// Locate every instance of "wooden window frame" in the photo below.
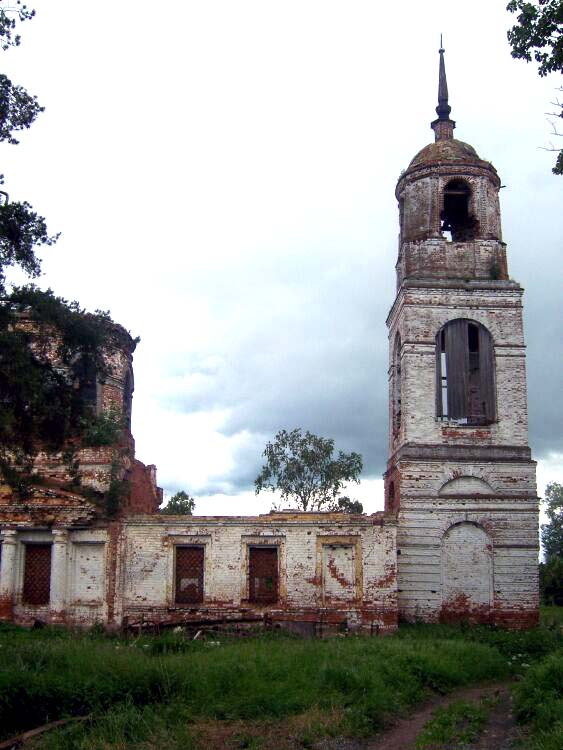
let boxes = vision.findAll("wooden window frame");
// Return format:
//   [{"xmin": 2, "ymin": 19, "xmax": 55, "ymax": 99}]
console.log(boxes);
[{"xmin": 436, "ymin": 319, "xmax": 496, "ymax": 425}]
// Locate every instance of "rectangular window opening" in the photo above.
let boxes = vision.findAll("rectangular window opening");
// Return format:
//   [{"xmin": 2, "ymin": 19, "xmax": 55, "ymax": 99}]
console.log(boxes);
[
  {"xmin": 23, "ymin": 544, "xmax": 52, "ymax": 606},
  {"xmin": 175, "ymin": 545, "xmax": 204, "ymax": 605},
  {"xmin": 248, "ymin": 546, "xmax": 278, "ymax": 604}
]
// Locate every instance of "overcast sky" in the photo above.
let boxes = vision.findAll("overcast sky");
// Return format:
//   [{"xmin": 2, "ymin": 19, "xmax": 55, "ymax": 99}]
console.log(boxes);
[{"xmin": 3, "ymin": 0, "xmax": 562, "ymax": 514}]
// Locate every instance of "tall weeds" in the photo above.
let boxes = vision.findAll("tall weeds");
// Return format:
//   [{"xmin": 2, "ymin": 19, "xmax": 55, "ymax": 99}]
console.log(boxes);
[{"xmin": 0, "ymin": 628, "xmax": 508, "ymax": 740}]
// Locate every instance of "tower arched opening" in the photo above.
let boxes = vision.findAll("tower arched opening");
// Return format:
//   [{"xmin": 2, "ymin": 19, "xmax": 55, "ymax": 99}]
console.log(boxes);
[{"xmin": 436, "ymin": 319, "xmax": 495, "ymax": 425}]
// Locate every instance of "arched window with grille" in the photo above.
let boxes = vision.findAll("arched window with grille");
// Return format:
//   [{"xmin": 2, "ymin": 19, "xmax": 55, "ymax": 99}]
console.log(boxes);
[{"xmin": 436, "ymin": 319, "xmax": 495, "ymax": 425}]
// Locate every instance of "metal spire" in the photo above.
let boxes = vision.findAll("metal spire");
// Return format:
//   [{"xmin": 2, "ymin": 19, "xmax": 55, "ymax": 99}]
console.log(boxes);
[
  {"xmin": 431, "ymin": 37, "xmax": 455, "ymax": 141},
  {"xmin": 436, "ymin": 36, "xmax": 451, "ymax": 120}
]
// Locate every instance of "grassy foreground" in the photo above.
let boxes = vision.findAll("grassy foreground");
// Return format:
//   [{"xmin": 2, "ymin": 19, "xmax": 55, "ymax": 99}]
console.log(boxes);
[{"xmin": 0, "ymin": 611, "xmax": 561, "ymax": 750}]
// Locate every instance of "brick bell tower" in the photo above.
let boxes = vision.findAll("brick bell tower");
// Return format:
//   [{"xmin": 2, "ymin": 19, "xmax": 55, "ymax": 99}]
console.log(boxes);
[{"xmin": 384, "ymin": 45, "xmax": 539, "ymax": 627}]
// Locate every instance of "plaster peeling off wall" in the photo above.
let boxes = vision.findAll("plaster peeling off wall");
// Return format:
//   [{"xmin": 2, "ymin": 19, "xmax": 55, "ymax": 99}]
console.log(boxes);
[{"xmin": 322, "ymin": 544, "xmax": 355, "ymax": 603}]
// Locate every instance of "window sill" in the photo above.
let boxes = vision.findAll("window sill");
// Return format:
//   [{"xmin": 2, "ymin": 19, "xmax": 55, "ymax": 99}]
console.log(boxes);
[{"xmin": 436, "ymin": 418, "xmax": 495, "ymax": 428}]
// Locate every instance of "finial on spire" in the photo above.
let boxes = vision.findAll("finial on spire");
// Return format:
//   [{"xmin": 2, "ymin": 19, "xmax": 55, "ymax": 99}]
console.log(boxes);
[
  {"xmin": 436, "ymin": 37, "xmax": 451, "ymax": 120},
  {"xmin": 431, "ymin": 38, "xmax": 455, "ymax": 142}
]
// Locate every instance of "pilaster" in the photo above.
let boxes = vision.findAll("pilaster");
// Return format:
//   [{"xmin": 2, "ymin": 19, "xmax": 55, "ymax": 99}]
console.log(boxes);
[
  {"xmin": 49, "ymin": 528, "xmax": 69, "ymax": 622},
  {"xmin": 0, "ymin": 529, "xmax": 17, "ymax": 621}
]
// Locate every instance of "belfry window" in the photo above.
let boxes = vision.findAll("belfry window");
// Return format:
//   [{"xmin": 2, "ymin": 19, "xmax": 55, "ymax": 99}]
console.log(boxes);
[
  {"xmin": 441, "ymin": 179, "xmax": 477, "ymax": 241},
  {"xmin": 436, "ymin": 320, "xmax": 495, "ymax": 425}
]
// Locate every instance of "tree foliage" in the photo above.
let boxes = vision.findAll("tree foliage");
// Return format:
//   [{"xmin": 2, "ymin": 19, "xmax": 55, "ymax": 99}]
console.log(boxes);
[
  {"xmin": 0, "ymin": 202, "xmax": 59, "ymax": 292},
  {"xmin": 0, "ymin": 2, "xmax": 35, "ymax": 51},
  {"xmin": 335, "ymin": 496, "xmax": 364, "ymax": 513},
  {"xmin": 255, "ymin": 428, "xmax": 363, "ymax": 512},
  {"xmin": 507, "ymin": 1, "xmax": 563, "ymax": 174},
  {"xmin": 0, "ymin": 1, "xmax": 55, "ymax": 291},
  {"xmin": 507, "ymin": 1, "xmax": 563, "ymax": 76},
  {"xmin": 542, "ymin": 481, "xmax": 563, "ymax": 560},
  {"xmin": 539, "ymin": 557, "xmax": 563, "ymax": 604},
  {"xmin": 539, "ymin": 481, "xmax": 563, "ymax": 605},
  {"xmin": 160, "ymin": 490, "xmax": 196, "ymax": 515},
  {"xmin": 0, "ymin": 73, "xmax": 43, "ymax": 144}
]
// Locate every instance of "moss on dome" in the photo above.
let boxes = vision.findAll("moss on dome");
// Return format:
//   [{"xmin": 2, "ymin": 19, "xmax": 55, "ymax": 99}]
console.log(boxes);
[{"xmin": 409, "ymin": 139, "xmax": 480, "ymax": 168}]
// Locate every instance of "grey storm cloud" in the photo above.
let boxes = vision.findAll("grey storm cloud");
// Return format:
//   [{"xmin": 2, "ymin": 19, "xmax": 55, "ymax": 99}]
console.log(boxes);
[{"xmin": 157, "ymin": 242, "xmax": 393, "ymax": 493}]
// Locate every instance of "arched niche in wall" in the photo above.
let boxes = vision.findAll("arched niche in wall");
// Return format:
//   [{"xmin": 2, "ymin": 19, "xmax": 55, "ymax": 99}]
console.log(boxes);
[
  {"xmin": 440, "ymin": 522, "xmax": 493, "ymax": 624},
  {"xmin": 438, "ymin": 476, "xmax": 495, "ymax": 497}
]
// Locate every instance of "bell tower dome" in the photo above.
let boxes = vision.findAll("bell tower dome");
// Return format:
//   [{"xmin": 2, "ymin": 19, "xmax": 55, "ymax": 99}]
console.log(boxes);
[
  {"xmin": 395, "ymin": 45, "xmax": 507, "ymax": 286},
  {"xmin": 386, "ymin": 46, "xmax": 539, "ymax": 628}
]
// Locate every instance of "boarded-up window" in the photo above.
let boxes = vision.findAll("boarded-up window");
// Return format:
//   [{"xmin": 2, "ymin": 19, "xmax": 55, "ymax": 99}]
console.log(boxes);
[
  {"xmin": 71, "ymin": 543, "xmax": 105, "ymax": 603},
  {"xmin": 175, "ymin": 546, "xmax": 204, "ymax": 604},
  {"xmin": 23, "ymin": 544, "xmax": 52, "ymax": 605},
  {"xmin": 322, "ymin": 544, "xmax": 356, "ymax": 603},
  {"xmin": 436, "ymin": 320, "xmax": 495, "ymax": 424},
  {"xmin": 248, "ymin": 547, "xmax": 278, "ymax": 604}
]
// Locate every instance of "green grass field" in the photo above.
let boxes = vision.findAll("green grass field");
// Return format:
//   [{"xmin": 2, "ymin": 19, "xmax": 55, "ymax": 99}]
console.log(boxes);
[{"xmin": 0, "ymin": 609, "xmax": 561, "ymax": 750}]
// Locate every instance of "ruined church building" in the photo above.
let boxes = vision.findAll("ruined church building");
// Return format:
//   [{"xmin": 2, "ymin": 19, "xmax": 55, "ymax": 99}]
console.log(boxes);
[{"xmin": 0, "ymin": 50, "xmax": 539, "ymax": 631}]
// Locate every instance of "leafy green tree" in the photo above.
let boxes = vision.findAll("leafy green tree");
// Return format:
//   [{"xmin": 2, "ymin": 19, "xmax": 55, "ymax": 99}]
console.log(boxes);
[
  {"xmin": 507, "ymin": 1, "xmax": 563, "ymax": 174},
  {"xmin": 0, "ymin": 2, "xmax": 57, "ymax": 291},
  {"xmin": 160, "ymin": 490, "xmax": 196, "ymax": 515},
  {"xmin": 255, "ymin": 428, "xmax": 363, "ymax": 512},
  {"xmin": 539, "ymin": 481, "xmax": 563, "ymax": 606},
  {"xmin": 0, "ymin": 2, "xmax": 35, "ymax": 50},
  {"xmin": 542, "ymin": 481, "xmax": 563, "ymax": 560},
  {"xmin": 507, "ymin": 1, "xmax": 563, "ymax": 76},
  {"xmin": 539, "ymin": 557, "xmax": 563, "ymax": 604},
  {"xmin": 335, "ymin": 496, "xmax": 364, "ymax": 513},
  {"xmin": 0, "ymin": 201, "xmax": 59, "ymax": 292}
]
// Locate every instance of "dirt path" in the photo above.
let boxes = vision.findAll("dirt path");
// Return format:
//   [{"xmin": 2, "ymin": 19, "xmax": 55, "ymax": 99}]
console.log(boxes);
[
  {"xmin": 471, "ymin": 686, "xmax": 521, "ymax": 750},
  {"xmin": 317, "ymin": 682, "xmax": 519, "ymax": 750}
]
